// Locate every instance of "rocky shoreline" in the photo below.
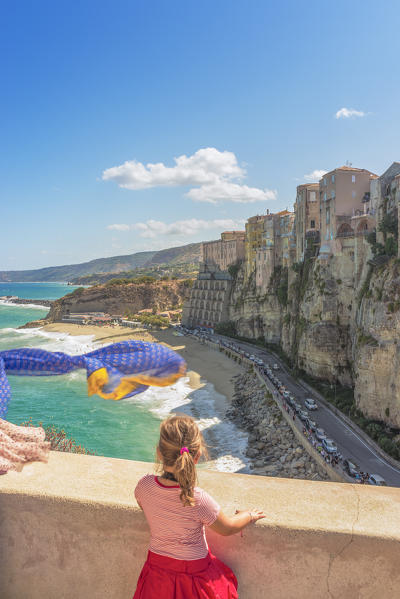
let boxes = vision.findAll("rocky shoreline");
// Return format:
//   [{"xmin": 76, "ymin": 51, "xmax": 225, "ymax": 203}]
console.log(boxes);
[{"xmin": 227, "ymin": 370, "xmax": 329, "ymax": 481}]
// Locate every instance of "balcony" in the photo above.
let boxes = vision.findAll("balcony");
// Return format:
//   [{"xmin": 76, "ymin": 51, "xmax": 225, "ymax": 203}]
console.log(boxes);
[
  {"xmin": 305, "ymin": 230, "xmax": 320, "ymax": 239},
  {"xmin": 336, "ymin": 230, "xmax": 355, "ymax": 238},
  {"xmin": 1, "ymin": 452, "xmax": 399, "ymax": 599}
]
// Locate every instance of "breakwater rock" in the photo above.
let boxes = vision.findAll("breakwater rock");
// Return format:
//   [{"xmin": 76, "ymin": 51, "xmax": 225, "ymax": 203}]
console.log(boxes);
[{"xmin": 227, "ymin": 371, "xmax": 329, "ymax": 481}]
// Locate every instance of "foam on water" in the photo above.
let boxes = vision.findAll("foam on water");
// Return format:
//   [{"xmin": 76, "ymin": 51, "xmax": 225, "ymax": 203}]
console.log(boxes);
[
  {"xmin": 0, "ymin": 293, "xmax": 249, "ymax": 472},
  {"xmin": 130, "ymin": 377, "xmax": 249, "ymax": 473},
  {"xmin": 0, "ymin": 300, "xmax": 50, "ymax": 310}
]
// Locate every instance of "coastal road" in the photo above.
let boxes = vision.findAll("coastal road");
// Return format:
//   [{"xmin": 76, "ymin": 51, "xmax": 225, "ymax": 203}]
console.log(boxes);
[{"xmin": 213, "ymin": 334, "xmax": 400, "ymax": 488}]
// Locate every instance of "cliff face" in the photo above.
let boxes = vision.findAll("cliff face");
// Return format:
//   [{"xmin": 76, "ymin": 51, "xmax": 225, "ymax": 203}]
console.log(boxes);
[
  {"xmin": 47, "ymin": 281, "xmax": 190, "ymax": 321},
  {"xmin": 353, "ymin": 260, "xmax": 400, "ymax": 427},
  {"xmin": 227, "ymin": 266, "xmax": 283, "ymax": 343},
  {"xmin": 226, "ymin": 242, "xmax": 400, "ymax": 428}
]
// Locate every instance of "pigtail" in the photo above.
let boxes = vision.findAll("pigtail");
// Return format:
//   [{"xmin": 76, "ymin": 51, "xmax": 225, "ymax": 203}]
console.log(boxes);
[
  {"xmin": 174, "ymin": 450, "xmax": 197, "ymax": 507},
  {"xmin": 158, "ymin": 415, "xmax": 208, "ymax": 507}
]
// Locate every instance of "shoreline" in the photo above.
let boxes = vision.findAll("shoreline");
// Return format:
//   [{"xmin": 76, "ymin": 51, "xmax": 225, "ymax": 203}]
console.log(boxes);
[
  {"xmin": 38, "ymin": 322, "xmax": 245, "ymax": 471},
  {"xmin": 40, "ymin": 323, "xmax": 238, "ymax": 408}
]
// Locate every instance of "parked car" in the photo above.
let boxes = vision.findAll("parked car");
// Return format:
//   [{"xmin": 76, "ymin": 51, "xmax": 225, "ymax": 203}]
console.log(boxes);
[
  {"xmin": 343, "ymin": 459, "xmax": 359, "ymax": 478},
  {"xmin": 272, "ymin": 364, "xmax": 279, "ymax": 370},
  {"xmin": 288, "ymin": 397, "xmax": 296, "ymax": 408},
  {"xmin": 305, "ymin": 398, "xmax": 318, "ymax": 410},
  {"xmin": 368, "ymin": 474, "xmax": 387, "ymax": 486},
  {"xmin": 322, "ymin": 438, "xmax": 338, "ymax": 454},
  {"xmin": 305, "ymin": 418, "xmax": 317, "ymax": 432},
  {"xmin": 299, "ymin": 410, "xmax": 309, "ymax": 422},
  {"xmin": 315, "ymin": 428, "xmax": 327, "ymax": 441},
  {"xmin": 294, "ymin": 402, "xmax": 302, "ymax": 414}
]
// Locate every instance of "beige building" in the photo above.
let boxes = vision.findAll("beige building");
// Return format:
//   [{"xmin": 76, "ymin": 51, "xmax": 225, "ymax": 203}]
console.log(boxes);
[
  {"xmin": 295, "ymin": 183, "xmax": 320, "ymax": 262},
  {"xmin": 254, "ymin": 210, "xmax": 295, "ymax": 289},
  {"xmin": 201, "ymin": 231, "xmax": 245, "ymax": 272},
  {"xmin": 318, "ymin": 166, "xmax": 378, "ymax": 257},
  {"xmin": 245, "ymin": 215, "xmax": 268, "ymax": 278},
  {"xmin": 181, "ymin": 270, "xmax": 232, "ymax": 330}
]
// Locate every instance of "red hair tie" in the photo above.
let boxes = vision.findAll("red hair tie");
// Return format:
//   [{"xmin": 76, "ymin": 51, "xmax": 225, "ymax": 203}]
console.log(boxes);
[{"xmin": 180, "ymin": 447, "xmax": 189, "ymax": 455}]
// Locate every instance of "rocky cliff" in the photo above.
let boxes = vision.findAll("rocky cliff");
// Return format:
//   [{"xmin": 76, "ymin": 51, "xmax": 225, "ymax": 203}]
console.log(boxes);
[
  {"xmin": 46, "ymin": 280, "xmax": 191, "ymax": 321},
  {"xmin": 225, "ymin": 241, "xmax": 400, "ymax": 430}
]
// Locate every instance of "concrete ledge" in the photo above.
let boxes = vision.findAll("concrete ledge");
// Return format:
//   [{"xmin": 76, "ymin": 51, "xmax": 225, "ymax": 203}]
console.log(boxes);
[{"xmin": 1, "ymin": 452, "xmax": 400, "ymax": 599}]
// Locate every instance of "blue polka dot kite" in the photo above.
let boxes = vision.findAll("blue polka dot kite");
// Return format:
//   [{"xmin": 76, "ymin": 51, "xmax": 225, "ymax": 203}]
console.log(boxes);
[{"xmin": 0, "ymin": 340, "xmax": 187, "ymax": 419}]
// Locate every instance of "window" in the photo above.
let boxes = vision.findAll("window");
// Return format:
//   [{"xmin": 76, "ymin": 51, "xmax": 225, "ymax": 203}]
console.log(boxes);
[
  {"xmin": 309, "ymin": 191, "xmax": 316, "ymax": 202},
  {"xmin": 324, "ymin": 192, "xmax": 327, "ymax": 202},
  {"xmin": 310, "ymin": 219, "xmax": 315, "ymax": 229},
  {"xmin": 331, "ymin": 174, "xmax": 335, "ymax": 183},
  {"xmin": 331, "ymin": 189, "xmax": 336, "ymax": 199},
  {"xmin": 323, "ymin": 177, "xmax": 327, "ymax": 186},
  {"xmin": 352, "ymin": 191, "xmax": 356, "ymax": 198},
  {"xmin": 326, "ymin": 208, "xmax": 330, "ymax": 224},
  {"xmin": 352, "ymin": 175, "xmax": 356, "ymax": 183}
]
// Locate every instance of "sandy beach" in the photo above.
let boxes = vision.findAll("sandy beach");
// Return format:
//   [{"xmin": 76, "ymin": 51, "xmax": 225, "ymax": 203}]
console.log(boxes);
[{"xmin": 41, "ymin": 323, "xmax": 239, "ymax": 407}]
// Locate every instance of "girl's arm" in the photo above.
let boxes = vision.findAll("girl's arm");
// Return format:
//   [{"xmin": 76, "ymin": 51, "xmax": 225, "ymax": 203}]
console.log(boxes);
[{"xmin": 209, "ymin": 509, "xmax": 265, "ymax": 536}]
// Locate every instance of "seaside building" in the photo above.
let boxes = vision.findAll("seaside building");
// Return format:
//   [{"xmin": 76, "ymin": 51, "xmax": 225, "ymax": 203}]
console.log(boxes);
[
  {"xmin": 294, "ymin": 183, "xmax": 320, "ymax": 262},
  {"xmin": 181, "ymin": 266, "xmax": 232, "ymax": 330},
  {"xmin": 183, "ymin": 231, "xmax": 245, "ymax": 330},
  {"xmin": 201, "ymin": 231, "xmax": 245, "ymax": 273},
  {"xmin": 318, "ymin": 166, "xmax": 378, "ymax": 258},
  {"xmin": 245, "ymin": 215, "xmax": 269, "ymax": 279},
  {"xmin": 276, "ymin": 210, "xmax": 296, "ymax": 268},
  {"xmin": 254, "ymin": 210, "xmax": 295, "ymax": 289}
]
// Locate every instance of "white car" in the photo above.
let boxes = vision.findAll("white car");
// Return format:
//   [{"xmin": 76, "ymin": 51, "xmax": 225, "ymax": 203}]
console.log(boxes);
[
  {"xmin": 368, "ymin": 474, "xmax": 387, "ymax": 486},
  {"xmin": 305, "ymin": 398, "xmax": 318, "ymax": 410},
  {"xmin": 272, "ymin": 364, "xmax": 279, "ymax": 371},
  {"xmin": 322, "ymin": 438, "xmax": 338, "ymax": 454}
]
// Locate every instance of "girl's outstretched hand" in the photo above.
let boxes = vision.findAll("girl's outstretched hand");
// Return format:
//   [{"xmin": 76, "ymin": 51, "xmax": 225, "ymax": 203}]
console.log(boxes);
[
  {"xmin": 236, "ymin": 509, "xmax": 266, "ymax": 523},
  {"xmin": 210, "ymin": 508, "xmax": 266, "ymax": 536}
]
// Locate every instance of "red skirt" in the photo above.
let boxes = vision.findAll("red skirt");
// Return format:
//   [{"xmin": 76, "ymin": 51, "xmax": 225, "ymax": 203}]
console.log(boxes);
[{"xmin": 133, "ymin": 550, "xmax": 238, "ymax": 599}]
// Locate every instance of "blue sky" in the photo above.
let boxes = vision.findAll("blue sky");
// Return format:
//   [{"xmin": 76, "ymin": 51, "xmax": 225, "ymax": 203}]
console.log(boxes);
[{"xmin": 1, "ymin": 0, "xmax": 399, "ymax": 270}]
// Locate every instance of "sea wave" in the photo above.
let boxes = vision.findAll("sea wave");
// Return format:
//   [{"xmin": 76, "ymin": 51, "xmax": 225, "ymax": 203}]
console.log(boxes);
[
  {"xmin": 129, "ymin": 377, "xmax": 249, "ymax": 474},
  {"xmin": 0, "ymin": 326, "xmax": 98, "ymax": 354},
  {"xmin": 0, "ymin": 300, "xmax": 50, "ymax": 310},
  {"xmin": 0, "ymin": 323, "xmax": 249, "ymax": 473}
]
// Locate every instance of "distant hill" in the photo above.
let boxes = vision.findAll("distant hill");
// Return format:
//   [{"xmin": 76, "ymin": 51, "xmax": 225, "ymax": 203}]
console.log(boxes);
[{"xmin": 0, "ymin": 243, "xmax": 202, "ymax": 283}]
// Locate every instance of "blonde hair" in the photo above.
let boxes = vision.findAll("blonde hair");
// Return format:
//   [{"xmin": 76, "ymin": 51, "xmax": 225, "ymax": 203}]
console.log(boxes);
[{"xmin": 157, "ymin": 415, "xmax": 207, "ymax": 507}]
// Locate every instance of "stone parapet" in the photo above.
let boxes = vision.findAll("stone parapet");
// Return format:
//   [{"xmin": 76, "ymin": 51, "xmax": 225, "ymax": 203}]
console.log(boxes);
[{"xmin": 1, "ymin": 452, "xmax": 400, "ymax": 598}]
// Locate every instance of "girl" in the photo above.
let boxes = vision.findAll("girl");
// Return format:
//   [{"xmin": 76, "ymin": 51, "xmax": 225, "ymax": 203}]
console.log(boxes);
[{"xmin": 133, "ymin": 415, "xmax": 265, "ymax": 598}]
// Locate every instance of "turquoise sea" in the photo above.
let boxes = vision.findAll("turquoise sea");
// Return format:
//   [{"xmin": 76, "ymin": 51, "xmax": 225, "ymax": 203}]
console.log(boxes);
[{"xmin": 0, "ymin": 282, "xmax": 248, "ymax": 470}]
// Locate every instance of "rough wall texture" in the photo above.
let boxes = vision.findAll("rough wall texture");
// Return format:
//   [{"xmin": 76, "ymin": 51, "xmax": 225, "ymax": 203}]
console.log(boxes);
[
  {"xmin": 227, "ymin": 267, "xmax": 283, "ymax": 343},
  {"xmin": 225, "ymin": 238, "xmax": 400, "ymax": 428},
  {"xmin": 1, "ymin": 452, "xmax": 400, "ymax": 599},
  {"xmin": 353, "ymin": 260, "xmax": 400, "ymax": 427}
]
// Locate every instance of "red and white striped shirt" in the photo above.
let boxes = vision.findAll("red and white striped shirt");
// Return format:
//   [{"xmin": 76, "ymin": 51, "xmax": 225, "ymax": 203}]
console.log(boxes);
[{"xmin": 134, "ymin": 474, "xmax": 220, "ymax": 560}]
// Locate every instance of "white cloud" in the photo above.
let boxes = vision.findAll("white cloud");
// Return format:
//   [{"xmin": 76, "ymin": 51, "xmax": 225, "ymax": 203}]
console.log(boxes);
[
  {"xmin": 187, "ymin": 181, "xmax": 276, "ymax": 204},
  {"xmin": 102, "ymin": 147, "xmax": 276, "ymax": 204},
  {"xmin": 107, "ymin": 218, "xmax": 245, "ymax": 239},
  {"xmin": 107, "ymin": 224, "xmax": 131, "ymax": 231},
  {"xmin": 335, "ymin": 107, "xmax": 366, "ymax": 119},
  {"xmin": 304, "ymin": 169, "xmax": 328, "ymax": 182}
]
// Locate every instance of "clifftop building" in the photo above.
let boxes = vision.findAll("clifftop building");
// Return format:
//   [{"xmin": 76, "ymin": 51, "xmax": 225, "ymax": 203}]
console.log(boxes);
[
  {"xmin": 201, "ymin": 231, "xmax": 245, "ymax": 272},
  {"xmin": 182, "ymin": 231, "xmax": 244, "ymax": 330},
  {"xmin": 295, "ymin": 183, "xmax": 320, "ymax": 262},
  {"xmin": 319, "ymin": 166, "xmax": 378, "ymax": 257}
]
